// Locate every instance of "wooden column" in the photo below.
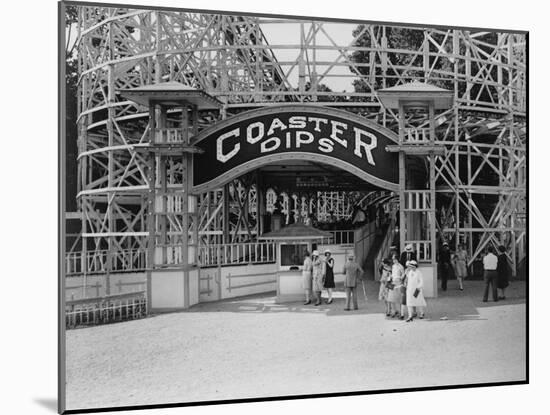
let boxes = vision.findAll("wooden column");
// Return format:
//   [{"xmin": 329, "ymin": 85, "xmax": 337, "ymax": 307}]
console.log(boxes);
[
  {"xmin": 223, "ymin": 183, "xmax": 230, "ymax": 244},
  {"xmin": 398, "ymin": 102, "xmax": 406, "ymax": 253},
  {"xmin": 181, "ymin": 106, "xmax": 190, "ymax": 308},
  {"xmin": 146, "ymin": 129, "xmax": 156, "ymax": 313},
  {"xmin": 256, "ymin": 170, "xmax": 265, "ymax": 236},
  {"xmin": 298, "ymin": 22, "xmax": 306, "ymax": 96},
  {"xmin": 428, "ymin": 101, "xmax": 438, "ymax": 297},
  {"xmin": 105, "ymin": 61, "xmax": 115, "ymax": 296},
  {"xmin": 191, "ymin": 106, "xmax": 199, "ymax": 267}
]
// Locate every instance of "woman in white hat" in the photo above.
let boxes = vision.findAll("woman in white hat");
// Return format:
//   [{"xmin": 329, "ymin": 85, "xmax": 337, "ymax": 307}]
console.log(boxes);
[
  {"xmin": 400, "ymin": 244, "xmax": 417, "ymax": 268},
  {"xmin": 405, "ymin": 260, "xmax": 427, "ymax": 321},
  {"xmin": 387, "ymin": 255, "xmax": 406, "ymax": 319},
  {"xmin": 311, "ymin": 250, "xmax": 324, "ymax": 306},
  {"xmin": 302, "ymin": 251, "xmax": 313, "ymax": 305},
  {"xmin": 323, "ymin": 249, "xmax": 335, "ymax": 304}
]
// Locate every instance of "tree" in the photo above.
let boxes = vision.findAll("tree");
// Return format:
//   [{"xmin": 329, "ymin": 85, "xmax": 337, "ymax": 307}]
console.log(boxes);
[{"xmin": 65, "ymin": 5, "xmax": 79, "ymax": 213}]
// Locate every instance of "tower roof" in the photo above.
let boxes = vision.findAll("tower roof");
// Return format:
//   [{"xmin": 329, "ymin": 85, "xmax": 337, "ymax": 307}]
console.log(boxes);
[
  {"xmin": 377, "ymin": 81, "xmax": 454, "ymax": 109},
  {"xmin": 118, "ymin": 82, "xmax": 222, "ymax": 110}
]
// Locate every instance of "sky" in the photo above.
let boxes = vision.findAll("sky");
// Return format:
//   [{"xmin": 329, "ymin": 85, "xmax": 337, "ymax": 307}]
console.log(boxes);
[
  {"xmin": 259, "ymin": 21, "xmax": 360, "ymax": 91},
  {"xmin": 66, "ymin": 15, "xmax": 360, "ymax": 92}
]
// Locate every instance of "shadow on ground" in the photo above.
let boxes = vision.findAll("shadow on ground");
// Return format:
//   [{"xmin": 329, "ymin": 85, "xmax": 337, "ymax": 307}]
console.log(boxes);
[
  {"xmin": 183, "ymin": 280, "xmax": 526, "ymax": 323},
  {"xmin": 34, "ymin": 398, "xmax": 57, "ymax": 413}
]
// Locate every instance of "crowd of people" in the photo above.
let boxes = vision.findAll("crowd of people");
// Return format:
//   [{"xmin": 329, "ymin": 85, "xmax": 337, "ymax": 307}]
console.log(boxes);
[
  {"xmin": 300, "ymin": 247, "xmax": 427, "ymax": 321},
  {"xmin": 299, "ymin": 241, "xmax": 512, "ymax": 318},
  {"xmin": 302, "ymin": 249, "xmax": 338, "ymax": 306},
  {"xmin": 437, "ymin": 242, "xmax": 511, "ymax": 301},
  {"xmin": 378, "ymin": 255, "xmax": 427, "ymax": 321}
]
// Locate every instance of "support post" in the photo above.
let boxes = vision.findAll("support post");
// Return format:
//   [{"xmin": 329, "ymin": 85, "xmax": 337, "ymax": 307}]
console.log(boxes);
[
  {"xmin": 429, "ymin": 101, "xmax": 438, "ymax": 297},
  {"xmin": 398, "ymin": 102, "xmax": 406, "ymax": 253},
  {"xmin": 181, "ymin": 106, "xmax": 190, "ymax": 308}
]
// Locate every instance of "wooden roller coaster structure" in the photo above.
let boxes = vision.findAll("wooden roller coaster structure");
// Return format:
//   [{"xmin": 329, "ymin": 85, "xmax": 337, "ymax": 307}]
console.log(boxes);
[{"xmin": 63, "ymin": 5, "xmax": 526, "ymax": 284}]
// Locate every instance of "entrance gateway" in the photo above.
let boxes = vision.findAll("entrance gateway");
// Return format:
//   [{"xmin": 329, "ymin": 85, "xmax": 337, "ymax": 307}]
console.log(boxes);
[
  {"xmin": 191, "ymin": 106, "xmax": 399, "ymax": 193},
  {"xmin": 119, "ymin": 83, "xmax": 449, "ymax": 312}
]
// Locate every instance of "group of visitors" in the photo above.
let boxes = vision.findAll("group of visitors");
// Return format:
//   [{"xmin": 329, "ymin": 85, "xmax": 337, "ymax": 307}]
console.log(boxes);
[
  {"xmin": 439, "ymin": 241, "xmax": 510, "ymax": 300},
  {"xmin": 300, "ymin": 241, "xmax": 510, "ymax": 317},
  {"xmin": 302, "ymin": 250, "xmax": 364, "ymax": 310},
  {"xmin": 438, "ymin": 242, "xmax": 469, "ymax": 291},
  {"xmin": 482, "ymin": 245, "xmax": 511, "ymax": 302},
  {"xmin": 378, "ymin": 255, "xmax": 427, "ymax": 322},
  {"xmin": 302, "ymin": 249, "xmax": 337, "ymax": 306}
]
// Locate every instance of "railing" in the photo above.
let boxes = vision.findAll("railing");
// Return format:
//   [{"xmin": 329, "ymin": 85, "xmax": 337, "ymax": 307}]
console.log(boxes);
[
  {"xmin": 323, "ymin": 229, "xmax": 355, "ymax": 245},
  {"xmin": 373, "ymin": 214, "xmax": 397, "ymax": 279},
  {"xmin": 154, "ymin": 128, "xmax": 187, "ymax": 144},
  {"xmin": 65, "ymin": 291, "xmax": 147, "ymax": 329},
  {"xmin": 405, "ymin": 240, "xmax": 432, "ymax": 262},
  {"xmin": 404, "ymin": 127, "xmax": 430, "ymax": 143},
  {"xmin": 65, "ymin": 248, "xmax": 147, "ymax": 275},
  {"xmin": 226, "ymin": 271, "xmax": 278, "ymax": 293},
  {"xmin": 164, "ymin": 194, "xmax": 187, "ymax": 213},
  {"xmin": 353, "ymin": 221, "xmax": 377, "ymax": 268},
  {"xmin": 198, "ymin": 241, "xmax": 277, "ymax": 267},
  {"xmin": 66, "ymin": 241, "xmax": 277, "ymax": 274},
  {"xmin": 403, "ymin": 190, "xmax": 430, "ymax": 211}
]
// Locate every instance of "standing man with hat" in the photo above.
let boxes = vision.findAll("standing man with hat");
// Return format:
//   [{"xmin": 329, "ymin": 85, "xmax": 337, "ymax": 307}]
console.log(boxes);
[
  {"xmin": 482, "ymin": 245, "xmax": 499, "ymax": 302},
  {"xmin": 343, "ymin": 254, "xmax": 364, "ymax": 311},
  {"xmin": 438, "ymin": 241, "xmax": 452, "ymax": 291},
  {"xmin": 400, "ymin": 244, "xmax": 417, "ymax": 268}
]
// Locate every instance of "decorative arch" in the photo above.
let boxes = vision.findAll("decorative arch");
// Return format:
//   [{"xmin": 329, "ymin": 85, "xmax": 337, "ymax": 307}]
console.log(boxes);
[{"xmin": 191, "ymin": 105, "xmax": 399, "ymax": 194}]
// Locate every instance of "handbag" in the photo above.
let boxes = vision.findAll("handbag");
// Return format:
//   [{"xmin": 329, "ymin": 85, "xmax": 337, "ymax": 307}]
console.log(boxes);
[
  {"xmin": 385, "ymin": 281, "xmax": 394, "ymax": 290},
  {"xmin": 413, "ymin": 288, "xmax": 420, "ymax": 298}
]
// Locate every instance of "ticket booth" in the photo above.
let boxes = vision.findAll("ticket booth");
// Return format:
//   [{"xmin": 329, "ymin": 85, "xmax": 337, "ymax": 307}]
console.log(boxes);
[{"xmin": 258, "ymin": 223, "xmax": 333, "ymax": 303}]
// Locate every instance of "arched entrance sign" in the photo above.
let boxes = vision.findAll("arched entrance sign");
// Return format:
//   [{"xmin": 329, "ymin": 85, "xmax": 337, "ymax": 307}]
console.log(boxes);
[{"xmin": 191, "ymin": 105, "xmax": 399, "ymax": 193}]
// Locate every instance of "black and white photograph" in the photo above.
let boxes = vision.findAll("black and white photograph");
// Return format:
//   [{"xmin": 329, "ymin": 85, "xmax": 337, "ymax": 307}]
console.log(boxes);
[{"xmin": 55, "ymin": 0, "xmax": 532, "ymax": 413}]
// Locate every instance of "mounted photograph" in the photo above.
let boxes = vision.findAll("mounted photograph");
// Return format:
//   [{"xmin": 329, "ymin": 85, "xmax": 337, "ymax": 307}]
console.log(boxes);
[{"xmin": 59, "ymin": 1, "xmax": 528, "ymax": 413}]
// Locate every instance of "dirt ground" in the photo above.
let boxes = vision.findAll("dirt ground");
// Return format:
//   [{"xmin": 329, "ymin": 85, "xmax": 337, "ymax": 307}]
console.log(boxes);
[{"xmin": 65, "ymin": 280, "xmax": 526, "ymax": 411}]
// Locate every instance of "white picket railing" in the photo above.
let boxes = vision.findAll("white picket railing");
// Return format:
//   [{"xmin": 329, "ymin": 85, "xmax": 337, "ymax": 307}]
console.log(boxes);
[
  {"xmin": 405, "ymin": 240, "xmax": 432, "ymax": 262},
  {"xmin": 323, "ymin": 229, "xmax": 355, "ymax": 245},
  {"xmin": 154, "ymin": 128, "xmax": 187, "ymax": 144},
  {"xmin": 198, "ymin": 241, "xmax": 277, "ymax": 267},
  {"xmin": 65, "ymin": 248, "xmax": 147, "ymax": 275},
  {"xmin": 404, "ymin": 127, "xmax": 430, "ymax": 143},
  {"xmin": 403, "ymin": 190, "xmax": 430, "ymax": 211}
]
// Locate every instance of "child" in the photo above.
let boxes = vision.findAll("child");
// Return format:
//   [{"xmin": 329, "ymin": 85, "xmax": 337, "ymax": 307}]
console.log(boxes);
[
  {"xmin": 378, "ymin": 259, "xmax": 392, "ymax": 316},
  {"xmin": 387, "ymin": 255, "xmax": 406, "ymax": 319}
]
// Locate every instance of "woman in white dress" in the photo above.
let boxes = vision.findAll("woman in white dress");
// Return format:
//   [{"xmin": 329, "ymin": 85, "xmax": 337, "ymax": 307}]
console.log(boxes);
[
  {"xmin": 302, "ymin": 252, "xmax": 313, "ymax": 305},
  {"xmin": 453, "ymin": 244, "xmax": 468, "ymax": 291},
  {"xmin": 386, "ymin": 255, "xmax": 406, "ymax": 319},
  {"xmin": 405, "ymin": 260, "xmax": 427, "ymax": 321}
]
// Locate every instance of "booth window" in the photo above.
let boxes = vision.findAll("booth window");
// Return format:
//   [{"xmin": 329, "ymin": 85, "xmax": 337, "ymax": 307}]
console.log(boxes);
[{"xmin": 281, "ymin": 244, "xmax": 308, "ymax": 267}]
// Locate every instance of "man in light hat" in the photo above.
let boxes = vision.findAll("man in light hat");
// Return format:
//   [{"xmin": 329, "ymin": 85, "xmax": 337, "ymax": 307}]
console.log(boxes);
[
  {"xmin": 343, "ymin": 254, "xmax": 364, "ymax": 310},
  {"xmin": 399, "ymin": 244, "xmax": 417, "ymax": 268},
  {"xmin": 438, "ymin": 241, "xmax": 452, "ymax": 291}
]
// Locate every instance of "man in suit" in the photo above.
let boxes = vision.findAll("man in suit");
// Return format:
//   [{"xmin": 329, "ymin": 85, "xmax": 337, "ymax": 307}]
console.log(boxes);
[
  {"xmin": 400, "ymin": 244, "xmax": 417, "ymax": 268},
  {"xmin": 343, "ymin": 255, "xmax": 364, "ymax": 311},
  {"xmin": 438, "ymin": 241, "xmax": 452, "ymax": 291}
]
